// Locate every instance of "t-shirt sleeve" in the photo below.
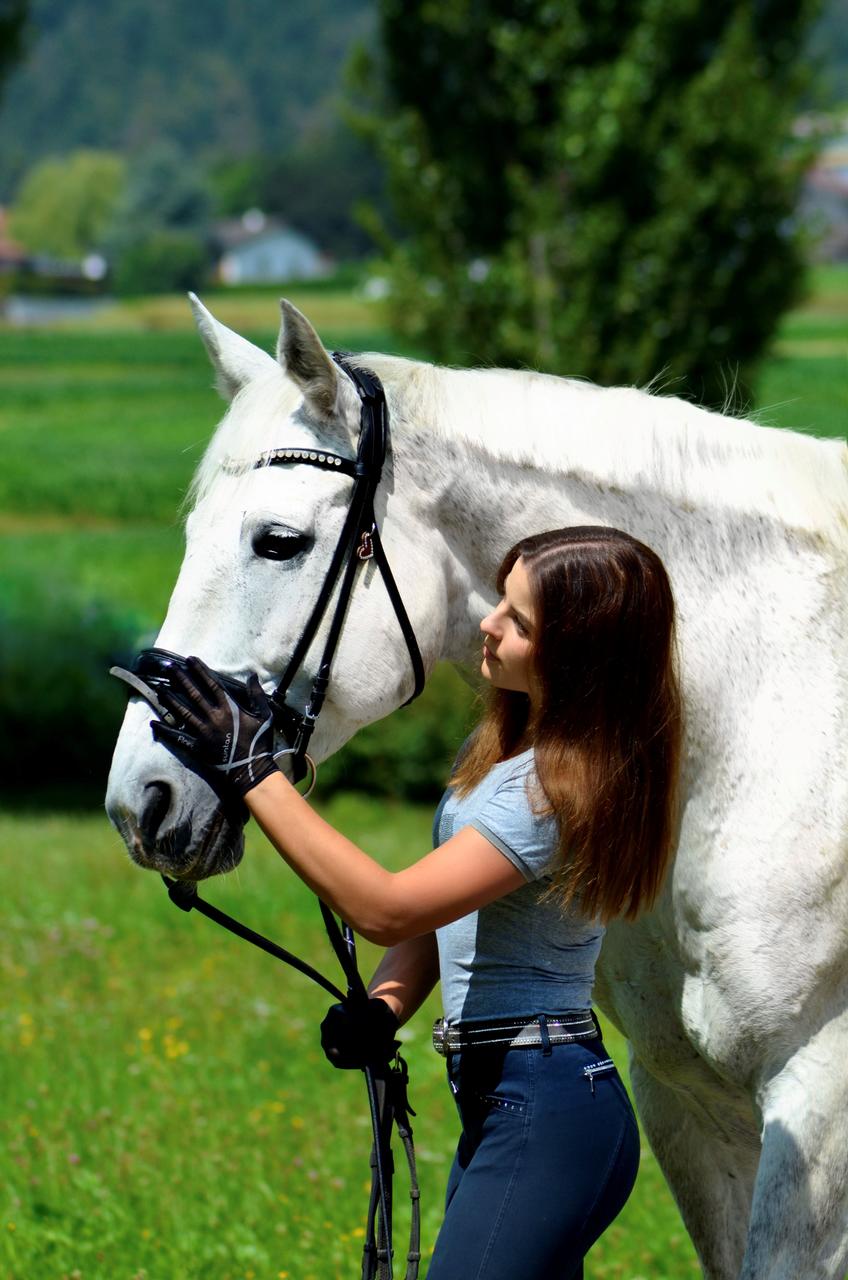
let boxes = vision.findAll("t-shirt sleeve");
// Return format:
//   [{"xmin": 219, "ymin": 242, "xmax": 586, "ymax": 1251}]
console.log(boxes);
[{"xmin": 469, "ymin": 774, "xmax": 559, "ymax": 882}]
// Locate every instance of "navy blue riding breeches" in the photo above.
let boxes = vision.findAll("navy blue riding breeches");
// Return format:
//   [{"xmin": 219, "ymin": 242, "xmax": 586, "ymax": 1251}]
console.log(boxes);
[{"xmin": 426, "ymin": 1036, "xmax": 640, "ymax": 1279}]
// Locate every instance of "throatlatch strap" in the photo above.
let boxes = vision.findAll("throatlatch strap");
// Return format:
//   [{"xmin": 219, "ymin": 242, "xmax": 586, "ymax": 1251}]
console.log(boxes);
[{"xmin": 370, "ymin": 527, "xmax": 426, "ymax": 706}]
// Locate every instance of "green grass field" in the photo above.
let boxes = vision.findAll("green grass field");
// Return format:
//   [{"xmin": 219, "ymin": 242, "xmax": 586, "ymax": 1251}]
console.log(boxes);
[
  {"xmin": 1, "ymin": 803, "xmax": 701, "ymax": 1280},
  {"xmin": 1, "ymin": 267, "xmax": 846, "ymax": 1277},
  {"xmin": 1, "ymin": 266, "xmax": 845, "ymax": 629}
]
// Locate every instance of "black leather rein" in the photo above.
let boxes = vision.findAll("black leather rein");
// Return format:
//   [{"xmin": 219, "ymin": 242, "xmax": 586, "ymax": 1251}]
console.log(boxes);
[{"xmin": 111, "ymin": 354, "xmax": 426, "ymax": 1280}]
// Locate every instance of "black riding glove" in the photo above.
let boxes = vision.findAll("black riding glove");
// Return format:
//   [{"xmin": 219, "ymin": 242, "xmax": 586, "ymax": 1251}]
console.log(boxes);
[
  {"xmin": 320, "ymin": 998, "xmax": 401, "ymax": 1070},
  {"xmin": 150, "ymin": 655, "xmax": 278, "ymax": 798}
]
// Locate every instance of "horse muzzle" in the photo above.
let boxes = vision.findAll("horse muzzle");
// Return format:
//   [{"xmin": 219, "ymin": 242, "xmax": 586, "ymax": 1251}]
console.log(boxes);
[{"xmin": 105, "ymin": 696, "xmax": 247, "ymax": 880}]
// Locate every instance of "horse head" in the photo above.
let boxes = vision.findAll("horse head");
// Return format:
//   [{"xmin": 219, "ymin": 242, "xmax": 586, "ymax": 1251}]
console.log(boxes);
[{"xmin": 106, "ymin": 298, "xmax": 452, "ymax": 881}]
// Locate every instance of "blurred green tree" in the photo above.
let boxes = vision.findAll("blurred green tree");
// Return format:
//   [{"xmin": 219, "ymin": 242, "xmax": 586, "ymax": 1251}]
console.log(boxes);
[
  {"xmin": 102, "ymin": 140, "xmax": 212, "ymax": 293},
  {"xmin": 9, "ymin": 150, "xmax": 126, "ymax": 257},
  {"xmin": 111, "ymin": 228, "xmax": 208, "ymax": 296},
  {"xmin": 355, "ymin": 0, "xmax": 822, "ymax": 407},
  {"xmin": 0, "ymin": 0, "xmax": 26, "ymax": 95},
  {"xmin": 105, "ymin": 140, "xmax": 210, "ymax": 243},
  {"xmin": 256, "ymin": 123, "xmax": 390, "ymax": 260},
  {"xmin": 209, "ymin": 122, "xmax": 391, "ymax": 259}
]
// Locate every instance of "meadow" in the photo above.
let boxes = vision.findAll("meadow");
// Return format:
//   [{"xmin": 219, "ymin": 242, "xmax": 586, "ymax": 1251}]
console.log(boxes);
[
  {"xmin": 1, "ymin": 270, "xmax": 845, "ymax": 630},
  {"xmin": 1, "ymin": 269, "xmax": 846, "ymax": 1279},
  {"xmin": 1, "ymin": 806, "xmax": 698, "ymax": 1280}
]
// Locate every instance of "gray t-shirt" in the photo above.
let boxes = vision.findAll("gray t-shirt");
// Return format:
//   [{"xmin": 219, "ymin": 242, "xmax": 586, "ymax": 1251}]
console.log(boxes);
[{"xmin": 433, "ymin": 749, "xmax": 605, "ymax": 1025}]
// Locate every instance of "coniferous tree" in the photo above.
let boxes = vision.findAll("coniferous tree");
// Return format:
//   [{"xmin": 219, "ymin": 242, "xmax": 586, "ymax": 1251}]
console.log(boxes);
[{"xmin": 355, "ymin": 0, "xmax": 822, "ymax": 406}]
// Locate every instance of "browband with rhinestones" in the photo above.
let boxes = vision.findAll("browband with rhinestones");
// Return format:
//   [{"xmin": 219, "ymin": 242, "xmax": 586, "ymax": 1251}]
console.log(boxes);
[{"xmin": 222, "ymin": 447, "xmax": 356, "ymax": 477}]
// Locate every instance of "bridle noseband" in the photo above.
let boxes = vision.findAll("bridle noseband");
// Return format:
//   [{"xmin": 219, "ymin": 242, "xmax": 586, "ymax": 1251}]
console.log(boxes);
[{"xmin": 111, "ymin": 355, "xmax": 426, "ymax": 1280}]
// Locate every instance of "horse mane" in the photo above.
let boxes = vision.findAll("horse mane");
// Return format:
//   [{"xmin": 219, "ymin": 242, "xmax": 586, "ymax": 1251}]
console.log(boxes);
[
  {"xmin": 359, "ymin": 353, "xmax": 848, "ymax": 546},
  {"xmin": 190, "ymin": 350, "xmax": 848, "ymax": 547}
]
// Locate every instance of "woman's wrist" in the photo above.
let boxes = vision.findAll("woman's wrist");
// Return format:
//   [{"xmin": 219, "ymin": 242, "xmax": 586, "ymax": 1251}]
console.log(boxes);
[
  {"xmin": 241, "ymin": 766, "xmax": 397, "ymax": 942},
  {"xmin": 244, "ymin": 765, "xmax": 297, "ymax": 806},
  {"xmin": 367, "ymin": 985, "xmax": 405, "ymax": 1020}
]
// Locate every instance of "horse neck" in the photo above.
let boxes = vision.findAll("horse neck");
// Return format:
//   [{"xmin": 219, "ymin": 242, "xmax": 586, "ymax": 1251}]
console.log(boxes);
[{"xmin": 371, "ymin": 357, "xmax": 848, "ymax": 662}]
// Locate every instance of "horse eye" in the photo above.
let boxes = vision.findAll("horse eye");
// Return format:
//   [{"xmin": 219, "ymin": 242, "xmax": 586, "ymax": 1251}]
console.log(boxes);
[{"xmin": 252, "ymin": 530, "xmax": 310, "ymax": 561}]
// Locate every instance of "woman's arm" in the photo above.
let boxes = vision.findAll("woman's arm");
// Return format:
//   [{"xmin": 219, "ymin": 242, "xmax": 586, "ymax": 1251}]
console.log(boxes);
[
  {"xmin": 367, "ymin": 934, "xmax": 440, "ymax": 1025},
  {"xmin": 246, "ymin": 771, "xmax": 526, "ymax": 946},
  {"xmin": 148, "ymin": 657, "xmax": 524, "ymax": 944}
]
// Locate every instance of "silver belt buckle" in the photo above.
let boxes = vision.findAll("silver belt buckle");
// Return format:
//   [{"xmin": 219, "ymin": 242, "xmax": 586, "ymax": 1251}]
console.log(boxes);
[{"xmin": 432, "ymin": 1018, "xmax": 447, "ymax": 1055}]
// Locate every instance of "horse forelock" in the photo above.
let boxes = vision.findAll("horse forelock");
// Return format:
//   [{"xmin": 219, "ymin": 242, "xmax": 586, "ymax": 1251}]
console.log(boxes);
[{"xmin": 186, "ymin": 368, "xmax": 316, "ymax": 513}]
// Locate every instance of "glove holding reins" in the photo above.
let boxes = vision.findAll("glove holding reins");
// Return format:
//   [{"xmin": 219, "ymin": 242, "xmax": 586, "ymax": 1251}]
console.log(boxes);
[
  {"xmin": 150, "ymin": 654, "xmax": 278, "ymax": 797},
  {"xmin": 321, "ymin": 997, "xmax": 401, "ymax": 1070}
]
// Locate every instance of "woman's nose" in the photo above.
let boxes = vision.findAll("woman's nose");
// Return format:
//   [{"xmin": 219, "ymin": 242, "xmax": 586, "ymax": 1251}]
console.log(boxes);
[{"xmin": 480, "ymin": 612, "xmax": 498, "ymax": 637}]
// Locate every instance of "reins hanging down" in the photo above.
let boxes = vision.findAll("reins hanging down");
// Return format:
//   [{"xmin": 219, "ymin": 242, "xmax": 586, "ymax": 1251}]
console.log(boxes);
[
  {"xmin": 111, "ymin": 356, "xmax": 426, "ymax": 1280},
  {"xmin": 161, "ymin": 875, "xmax": 420, "ymax": 1280}
]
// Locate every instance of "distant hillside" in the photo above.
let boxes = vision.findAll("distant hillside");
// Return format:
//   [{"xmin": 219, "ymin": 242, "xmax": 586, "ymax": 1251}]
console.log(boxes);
[
  {"xmin": 0, "ymin": 0, "xmax": 373, "ymax": 198},
  {"xmin": 1, "ymin": 0, "xmax": 845, "ymax": 202}
]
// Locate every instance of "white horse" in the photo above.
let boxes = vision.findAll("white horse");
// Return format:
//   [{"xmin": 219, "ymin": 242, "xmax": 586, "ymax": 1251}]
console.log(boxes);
[{"xmin": 106, "ymin": 297, "xmax": 848, "ymax": 1279}]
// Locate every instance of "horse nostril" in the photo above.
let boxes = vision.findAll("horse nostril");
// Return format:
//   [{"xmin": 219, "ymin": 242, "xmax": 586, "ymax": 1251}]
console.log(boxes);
[{"xmin": 139, "ymin": 781, "xmax": 172, "ymax": 847}]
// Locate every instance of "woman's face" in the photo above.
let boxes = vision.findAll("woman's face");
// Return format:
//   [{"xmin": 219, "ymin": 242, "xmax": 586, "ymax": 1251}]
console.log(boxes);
[{"xmin": 480, "ymin": 558, "xmax": 536, "ymax": 699}]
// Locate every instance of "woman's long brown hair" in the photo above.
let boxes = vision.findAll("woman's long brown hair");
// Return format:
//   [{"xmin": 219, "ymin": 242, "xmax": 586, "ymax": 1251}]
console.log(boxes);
[{"xmin": 452, "ymin": 527, "xmax": 683, "ymax": 923}]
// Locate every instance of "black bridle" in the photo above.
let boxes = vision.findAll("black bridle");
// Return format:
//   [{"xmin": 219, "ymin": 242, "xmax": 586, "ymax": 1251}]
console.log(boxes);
[
  {"xmin": 254, "ymin": 352, "xmax": 426, "ymax": 783},
  {"xmin": 111, "ymin": 355, "xmax": 426, "ymax": 1280},
  {"xmin": 273, "ymin": 355, "xmax": 426, "ymax": 762}
]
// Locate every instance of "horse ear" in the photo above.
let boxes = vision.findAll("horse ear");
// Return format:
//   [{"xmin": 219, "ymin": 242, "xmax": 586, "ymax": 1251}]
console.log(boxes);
[
  {"xmin": 277, "ymin": 299, "xmax": 341, "ymax": 420},
  {"xmin": 189, "ymin": 292, "xmax": 277, "ymax": 401}
]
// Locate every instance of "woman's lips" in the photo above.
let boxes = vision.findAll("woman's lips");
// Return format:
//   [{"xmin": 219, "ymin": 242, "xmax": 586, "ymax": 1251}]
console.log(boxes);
[{"xmin": 483, "ymin": 645, "xmax": 498, "ymax": 662}]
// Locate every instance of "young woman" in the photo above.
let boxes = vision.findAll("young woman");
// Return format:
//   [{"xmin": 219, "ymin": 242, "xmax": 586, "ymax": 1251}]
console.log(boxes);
[{"xmin": 152, "ymin": 524, "xmax": 683, "ymax": 1279}]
